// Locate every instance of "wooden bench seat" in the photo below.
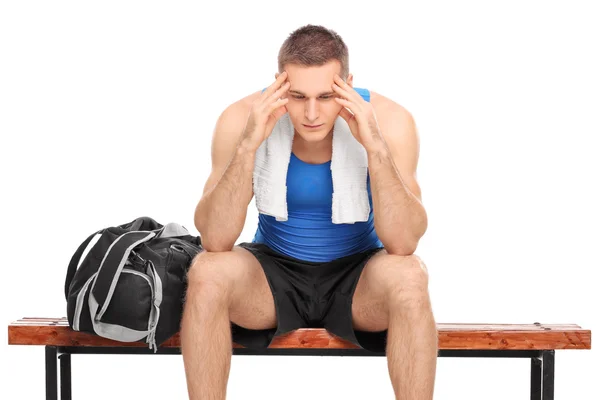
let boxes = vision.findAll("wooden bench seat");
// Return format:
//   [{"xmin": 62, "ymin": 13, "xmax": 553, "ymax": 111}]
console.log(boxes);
[
  {"xmin": 8, "ymin": 317, "xmax": 591, "ymax": 350},
  {"xmin": 7, "ymin": 317, "xmax": 592, "ymax": 400}
]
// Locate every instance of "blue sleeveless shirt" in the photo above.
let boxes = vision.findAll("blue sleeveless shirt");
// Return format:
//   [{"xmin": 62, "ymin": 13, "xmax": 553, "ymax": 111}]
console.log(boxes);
[{"xmin": 252, "ymin": 87, "xmax": 383, "ymax": 262}]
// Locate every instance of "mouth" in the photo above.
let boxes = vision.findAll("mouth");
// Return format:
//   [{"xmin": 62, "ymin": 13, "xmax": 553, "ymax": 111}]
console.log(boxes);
[{"xmin": 303, "ymin": 124, "xmax": 323, "ymax": 129}]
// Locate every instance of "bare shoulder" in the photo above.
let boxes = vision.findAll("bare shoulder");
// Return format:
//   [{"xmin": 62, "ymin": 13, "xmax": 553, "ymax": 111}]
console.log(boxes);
[
  {"xmin": 368, "ymin": 89, "xmax": 416, "ymax": 144},
  {"xmin": 369, "ymin": 90, "xmax": 412, "ymax": 122},
  {"xmin": 238, "ymin": 90, "xmax": 264, "ymax": 110},
  {"xmin": 201, "ymin": 90, "xmax": 262, "ymax": 195},
  {"xmin": 210, "ymin": 90, "xmax": 264, "ymax": 147},
  {"xmin": 216, "ymin": 90, "xmax": 262, "ymax": 129},
  {"xmin": 368, "ymin": 90, "xmax": 423, "ymax": 202}
]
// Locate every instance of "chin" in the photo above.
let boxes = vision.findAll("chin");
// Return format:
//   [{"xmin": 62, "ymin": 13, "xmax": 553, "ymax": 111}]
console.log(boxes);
[{"xmin": 296, "ymin": 125, "xmax": 333, "ymax": 142}]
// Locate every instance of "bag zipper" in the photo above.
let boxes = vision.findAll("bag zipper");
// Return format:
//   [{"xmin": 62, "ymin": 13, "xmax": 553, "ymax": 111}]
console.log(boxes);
[{"xmin": 122, "ymin": 268, "xmax": 154, "ymax": 292}]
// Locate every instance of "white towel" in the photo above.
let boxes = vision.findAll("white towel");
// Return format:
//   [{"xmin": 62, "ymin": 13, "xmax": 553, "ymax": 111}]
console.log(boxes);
[{"xmin": 253, "ymin": 113, "xmax": 370, "ymax": 224}]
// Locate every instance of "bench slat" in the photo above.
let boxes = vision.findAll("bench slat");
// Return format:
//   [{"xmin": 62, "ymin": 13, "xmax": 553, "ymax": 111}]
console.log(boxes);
[
  {"xmin": 8, "ymin": 318, "xmax": 588, "ymax": 330},
  {"xmin": 7, "ymin": 318, "xmax": 591, "ymax": 350}
]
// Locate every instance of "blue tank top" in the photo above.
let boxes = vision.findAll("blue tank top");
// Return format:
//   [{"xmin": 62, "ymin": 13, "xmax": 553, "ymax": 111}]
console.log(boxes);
[{"xmin": 252, "ymin": 87, "xmax": 383, "ymax": 262}]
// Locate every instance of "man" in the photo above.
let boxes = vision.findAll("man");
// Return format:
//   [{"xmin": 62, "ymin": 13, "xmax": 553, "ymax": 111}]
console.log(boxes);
[{"xmin": 183, "ymin": 24, "xmax": 437, "ymax": 399}]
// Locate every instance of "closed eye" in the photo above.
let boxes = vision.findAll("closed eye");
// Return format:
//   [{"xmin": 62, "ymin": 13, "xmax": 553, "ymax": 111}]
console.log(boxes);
[{"xmin": 292, "ymin": 95, "xmax": 333, "ymax": 100}]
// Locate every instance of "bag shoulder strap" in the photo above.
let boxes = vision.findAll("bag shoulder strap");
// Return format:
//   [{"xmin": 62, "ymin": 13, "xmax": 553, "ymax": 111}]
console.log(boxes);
[
  {"xmin": 90, "ymin": 231, "xmax": 156, "ymax": 320},
  {"xmin": 64, "ymin": 229, "xmax": 103, "ymax": 300},
  {"xmin": 90, "ymin": 222, "xmax": 191, "ymax": 321}
]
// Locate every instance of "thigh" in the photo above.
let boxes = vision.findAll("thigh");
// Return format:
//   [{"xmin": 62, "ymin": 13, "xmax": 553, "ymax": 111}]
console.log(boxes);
[
  {"xmin": 350, "ymin": 249, "xmax": 391, "ymax": 332},
  {"xmin": 188, "ymin": 246, "xmax": 277, "ymax": 331},
  {"xmin": 351, "ymin": 251, "xmax": 427, "ymax": 331}
]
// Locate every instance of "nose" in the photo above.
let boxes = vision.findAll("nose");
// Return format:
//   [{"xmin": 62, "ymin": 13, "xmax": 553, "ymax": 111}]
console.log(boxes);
[{"xmin": 305, "ymin": 98, "xmax": 319, "ymax": 122}]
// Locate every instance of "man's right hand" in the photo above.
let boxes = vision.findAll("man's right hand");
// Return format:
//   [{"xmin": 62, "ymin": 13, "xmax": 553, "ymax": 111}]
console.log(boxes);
[{"xmin": 240, "ymin": 71, "xmax": 290, "ymax": 151}]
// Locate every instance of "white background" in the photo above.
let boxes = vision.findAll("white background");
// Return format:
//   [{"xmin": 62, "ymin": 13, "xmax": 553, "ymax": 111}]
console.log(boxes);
[{"xmin": 1, "ymin": 1, "xmax": 598, "ymax": 399}]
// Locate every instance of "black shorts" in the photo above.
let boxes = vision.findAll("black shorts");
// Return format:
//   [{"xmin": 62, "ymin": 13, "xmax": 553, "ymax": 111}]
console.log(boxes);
[{"xmin": 230, "ymin": 242, "xmax": 388, "ymax": 353}]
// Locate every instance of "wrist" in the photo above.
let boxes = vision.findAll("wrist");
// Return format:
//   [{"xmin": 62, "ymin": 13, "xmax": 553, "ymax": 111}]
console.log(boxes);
[
  {"xmin": 238, "ymin": 136, "xmax": 259, "ymax": 154},
  {"xmin": 364, "ymin": 136, "xmax": 389, "ymax": 158}
]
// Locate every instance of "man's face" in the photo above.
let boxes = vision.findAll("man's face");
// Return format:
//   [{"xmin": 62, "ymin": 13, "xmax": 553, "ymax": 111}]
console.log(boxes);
[{"xmin": 277, "ymin": 60, "xmax": 353, "ymax": 143}]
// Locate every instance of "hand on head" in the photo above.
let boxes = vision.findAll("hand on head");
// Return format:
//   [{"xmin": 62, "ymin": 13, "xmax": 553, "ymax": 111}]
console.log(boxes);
[{"xmin": 242, "ymin": 71, "xmax": 291, "ymax": 151}]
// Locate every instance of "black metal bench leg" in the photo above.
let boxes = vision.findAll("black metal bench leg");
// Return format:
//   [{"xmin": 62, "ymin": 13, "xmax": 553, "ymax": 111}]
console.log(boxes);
[
  {"xmin": 542, "ymin": 350, "xmax": 555, "ymax": 400},
  {"xmin": 531, "ymin": 355, "xmax": 542, "ymax": 400},
  {"xmin": 531, "ymin": 350, "xmax": 555, "ymax": 400},
  {"xmin": 45, "ymin": 346, "xmax": 58, "ymax": 400},
  {"xmin": 60, "ymin": 354, "xmax": 72, "ymax": 400}
]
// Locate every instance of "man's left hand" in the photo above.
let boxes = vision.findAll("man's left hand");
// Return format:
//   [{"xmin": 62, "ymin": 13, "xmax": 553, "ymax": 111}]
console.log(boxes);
[{"xmin": 332, "ymin": 73, "xmax": 382, "ymax": 150}]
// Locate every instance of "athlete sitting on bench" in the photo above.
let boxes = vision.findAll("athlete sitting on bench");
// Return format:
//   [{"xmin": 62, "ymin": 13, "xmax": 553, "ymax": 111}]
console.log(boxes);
[{"xmin": 184, "ymin": 24, "xmax": 437, "ymax": 400}]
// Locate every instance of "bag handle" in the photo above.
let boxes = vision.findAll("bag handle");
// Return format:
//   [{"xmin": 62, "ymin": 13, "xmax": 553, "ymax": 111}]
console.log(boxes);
[
  {"xmin": 130, "ymin": 218, "xmax": 145, "ymax": 231},
  {"xmin": 90, "ymin": 231, "xmax": 156, "ymax": 320},
  {"xmin": 65, "ymin": 216, "xmax": 156, "ymax": 300},
  {"xmin": 64, "ymin": 229, "xmax": 103, "ymax": 300},
  {"xmin": 90, "ymin": 222, "xmax": 191, "ymax": 321}
]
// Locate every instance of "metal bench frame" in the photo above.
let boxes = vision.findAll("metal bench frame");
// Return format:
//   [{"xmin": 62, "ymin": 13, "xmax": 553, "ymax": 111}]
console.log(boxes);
[
  {"xmin": 11, "ymin": 319, "xmax": 589, "ymax": 400},
  {"xmin": 45, "ymin": 345, "xmax": 556, "ymax": 400}
]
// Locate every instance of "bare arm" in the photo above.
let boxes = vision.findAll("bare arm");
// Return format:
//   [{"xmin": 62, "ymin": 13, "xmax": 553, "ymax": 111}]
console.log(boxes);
[
  {"xmin": 331, "ymin": 77, "xmax": 427, "ymax": 256},
  {"xmin": 368, "ymin": 140, "xmax": 427, "ymax": 255},
  {"xmin": 194, "ymin": 101, "xmax": 256, "ymax": 252},
  {"xmin": 195, "ymin": 72, "xmax": 291, "ymax": 252},
  {"xmin": 368, "ymin": 106, "xmax": 427, "ymax": 255}
]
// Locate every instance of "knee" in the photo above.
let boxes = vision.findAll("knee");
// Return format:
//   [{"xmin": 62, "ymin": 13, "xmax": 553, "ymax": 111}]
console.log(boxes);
[
  {"xmin": 381, "ymin": 254, "xmax": 429, "ymax": 306},
  {"xmin": 185, "ymin": 250, "xmax": 235, "ymax": 304}
]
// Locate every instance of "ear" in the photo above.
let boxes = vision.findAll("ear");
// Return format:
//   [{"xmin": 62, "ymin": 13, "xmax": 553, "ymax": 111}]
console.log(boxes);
[{"xmin": 275, "ymin": 72, "xmax": 280, "ymax": 79}]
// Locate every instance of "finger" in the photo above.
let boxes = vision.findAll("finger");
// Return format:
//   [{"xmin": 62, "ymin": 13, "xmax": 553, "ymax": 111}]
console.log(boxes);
[
  {"xmin": 335, "ymin": 101, "xmax": 359, "ymax": 134},
  {"xmin": 271, "ymin": 103, "xmax": 288, "ymax": 122},
  {"xmin": 337, "ymin": 103, "xmax": 355, "ymax": 123},
  {"xmin": 332, "ymin": 83, "xmax": 363, "ymax": 106},
  {"xmin": 335, "ymin": 97, "xmax": 362, "ymax": 129},
  {"xmin": 333, "ymin": 74, "xmax": 363, "ymax": 102},
  {"xmin": 265, "ymin": 101, "xmax": 289, "ymax": 134},
  {"xmin": 331, "ymin": 82, "xmax": 351, "ymax": 102},
  {"xmin": 267, "ymin": 81, "xmax": 290, "ymax": 104},
  {"xmin": 331, "ymin": 82, "xmax": 361, "ymax": 109},
  {"xmin": 261, "ymin": 71, "xmax": 288, "ymax": 100},
  {"xmin": 267, "ymin": 97, "xmax": 289, "ymax": 114},
  {"xmin": 334, "ymin": 96, "xmax": 356, "ymax": 114}
]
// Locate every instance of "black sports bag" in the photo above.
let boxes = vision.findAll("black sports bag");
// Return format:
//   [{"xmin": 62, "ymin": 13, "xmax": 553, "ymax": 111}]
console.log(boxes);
[{"xmin": 65, "ymin": 216, "xmax": 202, "ymax": 352}]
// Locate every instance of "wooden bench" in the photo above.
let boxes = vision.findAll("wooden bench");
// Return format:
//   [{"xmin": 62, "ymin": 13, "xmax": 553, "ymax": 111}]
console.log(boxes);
[{"xmin": 8, "ymin": 317, "xmax": 591, "ymax": 400}]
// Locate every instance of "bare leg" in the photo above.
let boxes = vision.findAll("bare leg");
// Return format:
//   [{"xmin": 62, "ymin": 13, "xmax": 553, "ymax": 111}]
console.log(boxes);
[
  {"xmin": 386, "ymin": 270, "xmax": 437, "ymax": 399},
  {"xmin": 180, "ymin": 248, "xmax": 277, "ymax": 400},
  {"xmin": 181, "ymin": 277, "xmax": 232, "ymax": 400},
  {"xmin": 352, "ymin": 252, "xmax": 437, "ymax": 399}
]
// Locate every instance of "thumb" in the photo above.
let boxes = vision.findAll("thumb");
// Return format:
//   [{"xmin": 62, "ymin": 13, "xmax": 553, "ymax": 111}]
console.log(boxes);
[
  {"xmin": 265, "ymin": 105, "xmax": 288, "ymax": 137},
  {"xmin": 338, "ymin": 106, "xmax": 358, "ymax": 131},
  {"xmin": 272, "ymin": 104, "xmax": 288, "ymax": 121}
]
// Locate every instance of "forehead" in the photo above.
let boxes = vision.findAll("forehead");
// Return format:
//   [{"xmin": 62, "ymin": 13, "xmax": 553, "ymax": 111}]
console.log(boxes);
[{"xmin": 285, "ymin": 60, "xmax": 341, "ymax": 95}]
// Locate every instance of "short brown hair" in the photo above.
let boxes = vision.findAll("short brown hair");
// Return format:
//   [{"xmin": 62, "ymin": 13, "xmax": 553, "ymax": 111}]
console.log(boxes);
[{"xmin": 278, "ymin": 24, "xmax": 349, "ymax": 80}]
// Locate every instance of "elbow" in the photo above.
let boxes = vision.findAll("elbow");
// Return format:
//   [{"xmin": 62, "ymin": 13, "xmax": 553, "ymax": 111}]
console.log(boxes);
[
  {"xmin": 194, "ymin": 218, "xmax": 205, "ymax": 240},
  {"xmin": 381, "ymin": 233, "xmax": 420, "ymax": 256},
  {"xmin": 194, "ymin": 208, "xmax": 235, "ymax": 253},
  {"xmin": 386, "ymin": 212, "xmax": 428, "ymax": 255},
  {"xmin": 383, "ymin": 242, "xmax": 417, "ymax": 256},
  {"xmin": 194, "ymin": 197, "xmax": 209, "ymax": 235},
  {"xmin": 201, "ymin": 239, "xmax": 235, "ymax": 253}
]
